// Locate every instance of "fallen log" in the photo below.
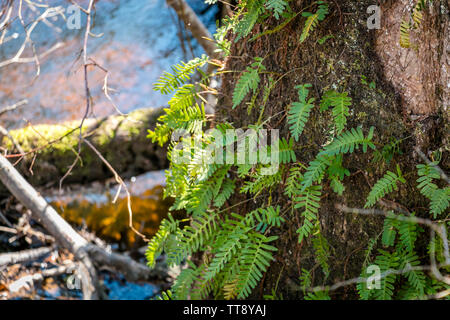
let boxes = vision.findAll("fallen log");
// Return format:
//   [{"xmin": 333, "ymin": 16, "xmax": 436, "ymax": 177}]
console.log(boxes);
[
  {"xmin": 0, "ymin": 154, "xmax": 168, "ymax": 300},
  {"xmin": 0, "ymin": 107, "xmax": 168, "ymax": 193},
  {"xmin": 0, "ymin": 246, "xmax": 54, "ymax": 266}
]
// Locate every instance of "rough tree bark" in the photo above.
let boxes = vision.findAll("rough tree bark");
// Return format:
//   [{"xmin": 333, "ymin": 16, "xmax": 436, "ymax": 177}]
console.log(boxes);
[
  {"xmin": 216, "ymin": 0, "xmax": 448, "ymax": 299},
  {"xmin": 0, "ymin": 107, "xmax": 168, "ymax": 194}
]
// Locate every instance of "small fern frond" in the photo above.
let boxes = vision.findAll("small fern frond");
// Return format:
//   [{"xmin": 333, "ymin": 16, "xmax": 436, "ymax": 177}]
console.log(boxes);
[
  {"xmin": 278, "ymin": 137, "xmax": 297, "ymax": 164},
  {"xmin": 146, "ymin": 214, "xmax": 179, "ymax": 268},
  {"xmin": 400, "ymin": 20, "xmax": 412, "ymax": 48},
  {"xmin": 364, "ymin": 166, "xmax": 406, "ymax": 208},
  {"xmin": 265, "ymin": 0, "xmax": 288, "ymax": 20},
  {"xmin": 320, "ymin": 90, "xmax": 352, "ymax": 134},
  {"xmin": 295, "ymin": 185, "xmax": 322, "ymax": 243},
  {"xmin": 284, "ymin": 165, "xmax": 304, "ymax": 197},
  {"xmin": 319, "ymin": 127, "xmax": 375, "ymax": 157},
  {"xmin": 232, "ymin": 57, "xmax": 265, "ymax": 109},
  {"xmin": 299, "ymin": 1, "xmax": 329, "ymax": 43},
  {"xmin": 154, "ymin": 55, "xmax": 209, "ymax": 94},
  {"xmin": 430, "ymin": 187, "xmax": 450, "ymax": 218},
  {"xmin": 287, "ymin": 84, "xmax": 315, "ymax": 141},
  {"xmin": 416, "ymin": 162, "xmax": 440, "ymax": 199},
  {"xmin": 236, "ymin": 233, "xmax": 278, "ymax": 299}
]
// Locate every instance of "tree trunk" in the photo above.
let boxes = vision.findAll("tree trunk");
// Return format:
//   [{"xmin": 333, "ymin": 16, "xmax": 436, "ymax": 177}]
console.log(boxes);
[
  {"xmin": 216, "ymin": 0, "xmax": 448, "ymax": 299},
  {"xmin": 0, "ymin": 107, "xmax": 168, "ymax": 193}
]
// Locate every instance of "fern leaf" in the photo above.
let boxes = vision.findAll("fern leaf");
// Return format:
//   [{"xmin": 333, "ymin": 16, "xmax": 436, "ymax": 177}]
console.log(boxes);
[
  {"xmin": 295, "ymin": 185, "xmax": 322, "ymax": 243},
  {"xmin": 145, "ymin": 214, "xmax": 179, "ymax": 268},
  {"xmin": 232, "ymin": 58, "xmax": 265, "ymax": 109},
  {"xmin": 154, "ymin": 55, "xmax": 208, "ymax": 94},
  {"xmin": 319, "ymin": 127, "xmax": 375, "ymax": 157},
  {"xmin": 236, "ymin": 234, "xmax": 278, "ymax": 299},
  {"xmin": 287, "ymin": 84, "xmax": 315, "ymax": 141},
  {"xmin": 364, "ymin": 167, "xmax": 406, "ymax": 208},
  {"xmin": 299, "ymin": 2, "xmax": 329, "ymax": 43},
  {"xmin": 416, "ymin": 162, "xmax": 440, "ymax": 199},
  {"xmin": 400, "ymin": 20, "xmax": 412, "ymax": 48},
  {"xmin": 430, "ymin": 187, "xmax": 450, "ymax": 218},
  {"xmin": 266, "ymin": 0, "xmax": 288, "ymax": 20}
]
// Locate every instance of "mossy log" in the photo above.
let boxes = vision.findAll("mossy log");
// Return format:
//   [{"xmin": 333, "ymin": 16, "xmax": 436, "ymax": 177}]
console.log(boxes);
[{"xmin": 0, "ymin": 107, "xmax": 168, "ymax": 192}]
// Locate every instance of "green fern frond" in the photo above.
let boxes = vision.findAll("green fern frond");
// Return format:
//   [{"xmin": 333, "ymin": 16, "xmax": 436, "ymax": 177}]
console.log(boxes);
[
  {"xmin": 265, "ymin": 0, "xmax": 288, "ymax": 20},
  {"xmin": 232, "ymin": 57, "xmax": 265, "ymax": 109},
  {"xmin": 172, "ymin": 263, "xmax": 200, "ymax": 300},
  {"xmin": 295, "ymin": 185, "xmax": 322, "ymax": 243},
  {"xmin": 236, "ymin": 233, "xmax": 278, "ymax": 299},
  {"xmin": 319, "ymin": 127, "xmax": 375, "ymax": 157},
  {"xmin": 235, "ymin": 0, "xmax": 265, "ymax": 40},
  {"xmin": 168, "ymin": 211, "xmax": 219, "ymax": 266},
  {"xmin": 205, "ymin": 227, "xmax": 248, "ymax": 281},
  {"xmin": 153, "ymin": 55, "xmax": 209, "ymax": 94},
  {"xmin": 364, "ymin": 166, "xmax": 406, "ymax": 208},
  {"xmin": 381, "ymin": 213, "xmax": 398, "ymax": 247},
  {"xmin": 287, "ymin": 84, "xmax": 315, "ymax": 141},
  {"xmin": 146, "ymin": 214, "xmax": 179, "ymax": 268},
  {"xmin": 430, "ymin": 187, "xmax": 450, "ymax": 218},
  {"xmin": 320, "ymin": 90, "xmax": 352, "ymax": 134},
  {"xmin": 299, "ymin": 1, "xmax": 329, "ymax": 43},
  {"xmin": 400, "ymin": 20, "xmax": 412, "ymax": 48},
  {"xmin": 397, "ymin": 216, "xmax": 419, "ymax": 252},
  {"xmin": 399, "ymin": 251, "xmax": 427, "ymax": 297},
  {"xmin": 214, "ymin": 179, "xmax": 235, "ymax": 208},
  {"xmin": 300, "ymin": 155, "xmax": 332, "ymax": 191}
]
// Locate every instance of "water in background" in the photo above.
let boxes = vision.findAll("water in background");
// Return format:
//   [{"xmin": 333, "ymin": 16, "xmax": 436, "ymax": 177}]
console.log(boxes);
[{"xmin": 0, "ymin": 0, "xmax": 218, "ymax": 127}]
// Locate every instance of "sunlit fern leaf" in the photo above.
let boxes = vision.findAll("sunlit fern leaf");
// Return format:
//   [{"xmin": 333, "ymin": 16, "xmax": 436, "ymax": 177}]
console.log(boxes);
[
  {"xmin": 168, "ymin": 84, "xmax": 197, "ymax": 110},
  {"xmin": 287, "ymin": 84, "xmax": 315, "ymax": 141},
  {"xmin": 295, "ymin": 185, "xmax": 322, "ymax": 243},
  {"xmin": 153, "ymin": 55, "xmax": 209, "ymax": 94},
  {"xmin": 236, "ymin": 234, "xmax": 278, "ymax": 299},
  {"xmin": 172, "ymin": 264, "xmax": 199, "ymax": 300},
  {"xmin": 364, "ymin": 166, "xmax": 406, "ymax": 208},
  {"xmin": 430, "ymin": 187, "xmax": 450, "ymax": 218},
  {"xmin": 400, "ymin": 20, "xmax": 412, "ymax": 48},
  {"xmin": 300, "ymin": 155, "xmax": 332, "ymax": 192},
  {"xmin": 265, "ymin": 0, "xmax": 288, "ymax": 20},
  {"xmin": 214, "ymin": 179, "xmax": 235, "ymax": 208},
  {"xmin": 167, "ymin": 211, "xmax": 219, "ymax": 266},
  {"xmin": 145, "ymin": 214, "xmax": 179, "ymax": 268},
  {"xmin": 232, "ymin": 58, "xmax": 265, "ymax": 109},
  {"xmin": 284, "ymin": 165, "xmax": 303, "ymax": 197},
  {"xmin": 397, "ymin": 216, "xmax": 419, "ymax": 252},
  {"xmin": 299, "ymin": 1, "xmax": 329, "ymax": 43},
  {"xmin": 320, "ymin": 90, "xmax": 352, "ymax": 134},
  {"xmin": 235, "ymin": 0, "xmax": 265, "ymax": 41},
  {"xmin": 205, "ymin": 228, "xmax": 248, "ymax": 281}
]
